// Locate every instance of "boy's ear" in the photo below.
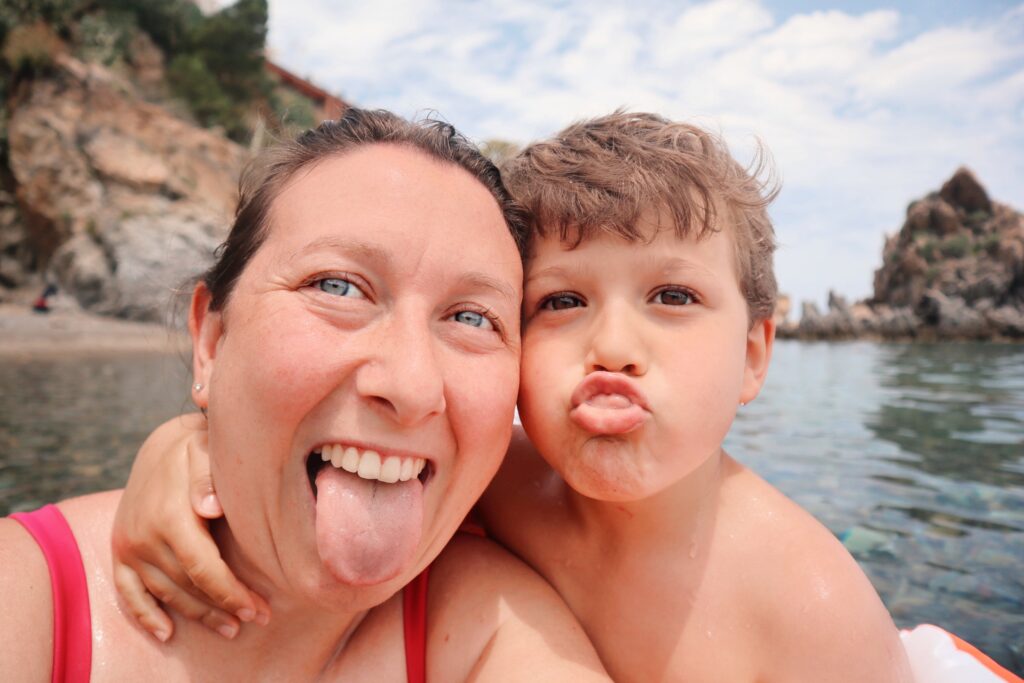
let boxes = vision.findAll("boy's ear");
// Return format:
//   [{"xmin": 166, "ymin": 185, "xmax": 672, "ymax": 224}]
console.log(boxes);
[
  {"xmin": 740, "ymin": 317, "xmax": 775, "ymax": 405},
  {"xmin": 189, "ymin": 283, "xmax": 223, "ymax": 409}
]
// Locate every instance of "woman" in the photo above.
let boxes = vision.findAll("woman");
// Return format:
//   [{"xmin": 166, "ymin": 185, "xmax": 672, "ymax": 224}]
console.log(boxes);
[{"xmin": 0, "ymin": 109, "xmax": 608, "ymax": 681}]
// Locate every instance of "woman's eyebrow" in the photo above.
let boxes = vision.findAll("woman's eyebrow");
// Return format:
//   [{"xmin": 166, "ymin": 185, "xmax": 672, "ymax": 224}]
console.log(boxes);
[
  {"xmin": 456, "ymin": 273, "xmax": 518, "ymax": 307},
  {"xmin": 287, "ymin": 235, "xmax": 391, "ymax": 265}
]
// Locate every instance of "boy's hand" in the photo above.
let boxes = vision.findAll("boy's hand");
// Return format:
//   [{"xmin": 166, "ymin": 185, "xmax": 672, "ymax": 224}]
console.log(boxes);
[{"xmin": 111, "ymin": 414, "xmax": 270, "ymax": 641}]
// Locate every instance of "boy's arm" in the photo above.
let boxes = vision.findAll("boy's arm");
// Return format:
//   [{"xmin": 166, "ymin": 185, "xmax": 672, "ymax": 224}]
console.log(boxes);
[{"xmin": 111, "ymin": 414, "xmax": 268, "ymax": 641}]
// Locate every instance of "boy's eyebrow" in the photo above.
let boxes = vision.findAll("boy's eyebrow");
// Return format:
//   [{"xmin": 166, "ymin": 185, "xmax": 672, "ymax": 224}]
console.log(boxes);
[
  {"xmin": 656, "ymin": 257, "xmax": 716, "ymax": 278},
  {"xmin": 524, "ymin": 265, "xmax": 582, "ymax": 284},
  {"xmin": 526, "ymin": 257, "xmax": 716, "ymax": 283}
]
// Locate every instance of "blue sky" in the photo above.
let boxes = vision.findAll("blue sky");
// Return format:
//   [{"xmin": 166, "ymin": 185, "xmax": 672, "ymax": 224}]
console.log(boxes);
[{"xmin": 263, "ymin": 0, "xmax": 1024, "ymax": 309}]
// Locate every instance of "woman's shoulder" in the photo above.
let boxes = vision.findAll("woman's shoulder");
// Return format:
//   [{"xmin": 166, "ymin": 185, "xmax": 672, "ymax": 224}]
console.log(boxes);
[
  {"xmin": 426, "ymin": 533, "xmax": 609, "ymax": 681},
  {"xmin": 0, "ymin": 514, "xmax": 57, "ymax": 681}
]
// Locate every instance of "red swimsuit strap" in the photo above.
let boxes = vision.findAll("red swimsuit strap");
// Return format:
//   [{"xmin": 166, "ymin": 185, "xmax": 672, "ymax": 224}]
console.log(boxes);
[
  {"xmin": 11, "ymin": 504, "xmax": 92, "ymax": 683},
  {"xmin": 402, "ymin": 566, "xmax": 430, "ymax": 683}
]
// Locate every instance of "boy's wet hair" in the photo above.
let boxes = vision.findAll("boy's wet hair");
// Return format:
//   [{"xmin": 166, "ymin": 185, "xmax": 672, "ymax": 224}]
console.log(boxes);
[{"xmin": 502, "ymin": 111, "xmax": 779, "ymax": 322}]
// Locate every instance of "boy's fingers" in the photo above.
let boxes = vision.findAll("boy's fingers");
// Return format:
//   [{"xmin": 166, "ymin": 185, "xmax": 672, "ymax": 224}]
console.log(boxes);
[
  {"xmin": 134, "ymin": 562, "xmax": 240, "ymax": 639},
  {"xmin": 113, "ymin": 563, "xmax": 174, "ymax": 642},
  {"xmin": 187, "ymin": 434, "xmax": 222, "ymax": 520},
  {"xmin": 172, "ymin": 529, "xmax": 268, "ymax": 623}
]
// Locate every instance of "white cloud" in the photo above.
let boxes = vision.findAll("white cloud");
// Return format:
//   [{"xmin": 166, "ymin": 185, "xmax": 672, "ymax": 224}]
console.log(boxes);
[{"xmin": 266, "ymin": 0, "xmax": 1024, "ymax": 306}]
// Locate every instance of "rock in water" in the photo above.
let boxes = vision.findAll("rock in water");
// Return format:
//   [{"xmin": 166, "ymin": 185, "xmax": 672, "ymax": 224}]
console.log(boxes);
[{"xmin": 781, "ymin": 167, "xmax": 1024, "ymax": 341}]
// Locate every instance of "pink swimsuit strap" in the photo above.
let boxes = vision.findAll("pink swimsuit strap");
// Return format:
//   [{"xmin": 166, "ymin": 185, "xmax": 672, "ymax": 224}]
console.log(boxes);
[
  {"xmin": 11, "ymin": 504, "xmax": 92, "ymax": 683},
  {"xmin": 12, "ymin": 504, "xmax": 429, "ymax": 683},
  {"xmin": 402, "ymin": 565, "xmax": 430, "ymax": 683}
]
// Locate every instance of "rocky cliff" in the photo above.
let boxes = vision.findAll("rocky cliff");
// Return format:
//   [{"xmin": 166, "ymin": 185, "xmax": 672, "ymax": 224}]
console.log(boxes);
[
  {"xmin": 780, "ymin": 168, "xmax": 1024, "ymax": 341},
  {"xmin": 0, "ymin": 52, "xmax": 245, "ymax": 321}
]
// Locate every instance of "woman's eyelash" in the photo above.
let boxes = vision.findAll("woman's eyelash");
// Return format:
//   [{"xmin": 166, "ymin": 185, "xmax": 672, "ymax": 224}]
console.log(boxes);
[
  {"xmin": 452, "ymin": 306, "xmax": 503, "ymax": 333},
  {"xmin": 303, "ymin": 273, "xmax": 371, "ymax": 300}
]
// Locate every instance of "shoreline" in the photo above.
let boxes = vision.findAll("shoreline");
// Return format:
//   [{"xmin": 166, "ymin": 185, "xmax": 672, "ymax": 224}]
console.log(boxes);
[{"xmin": 0, "ymin": 303, "xmax": 190, "ymax": 358}]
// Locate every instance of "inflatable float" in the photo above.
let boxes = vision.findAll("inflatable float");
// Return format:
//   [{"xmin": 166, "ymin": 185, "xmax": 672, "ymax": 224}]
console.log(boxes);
[{"xmin": 901, "ymin": 624, "xmax": 1021, "ymax": 682}]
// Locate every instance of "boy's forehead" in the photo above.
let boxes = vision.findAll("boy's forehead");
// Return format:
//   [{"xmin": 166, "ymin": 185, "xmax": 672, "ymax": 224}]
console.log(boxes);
[{"xmin": 525, "ymin": 220, "xmax": 739, "ymax": 276}]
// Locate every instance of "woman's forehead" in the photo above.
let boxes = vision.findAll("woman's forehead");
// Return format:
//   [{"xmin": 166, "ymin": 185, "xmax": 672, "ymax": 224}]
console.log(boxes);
[{"xmin": 255, "ymin": 147, "xmax": 523, "ymax": 285}]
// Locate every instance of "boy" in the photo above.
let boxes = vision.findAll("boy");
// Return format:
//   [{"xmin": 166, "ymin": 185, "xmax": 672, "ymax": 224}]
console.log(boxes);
[{"xmin": 112, "ymin": 112, "xmax": 913, "ymax": 681}]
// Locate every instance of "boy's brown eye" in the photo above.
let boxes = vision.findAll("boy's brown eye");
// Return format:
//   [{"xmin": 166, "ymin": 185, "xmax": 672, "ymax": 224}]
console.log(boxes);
[
  {"xmin": 653, "ymin": 289, "xmax": 694, "ymax": 306},
  {"xmin": 541, "ymin": 294, "xmax": 584, "ymax": 311}
]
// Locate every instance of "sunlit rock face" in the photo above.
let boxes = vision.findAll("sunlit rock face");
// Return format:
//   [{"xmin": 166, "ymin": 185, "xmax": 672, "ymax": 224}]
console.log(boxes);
[{"xmin": 7, "ymin": 53, "xmax": 246, "ymax": 321}]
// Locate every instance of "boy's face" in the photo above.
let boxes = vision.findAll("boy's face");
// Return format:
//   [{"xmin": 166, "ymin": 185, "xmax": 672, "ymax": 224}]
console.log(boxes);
[{"xmin": 519, "ymin": 217, "xmax": 773, "ymax": 502}]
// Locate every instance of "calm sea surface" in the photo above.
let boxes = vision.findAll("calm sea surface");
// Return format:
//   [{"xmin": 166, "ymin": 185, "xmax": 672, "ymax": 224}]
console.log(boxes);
[{"xmin": 1, "ymin": 341, "xmax": 1022, "ymax": 672}]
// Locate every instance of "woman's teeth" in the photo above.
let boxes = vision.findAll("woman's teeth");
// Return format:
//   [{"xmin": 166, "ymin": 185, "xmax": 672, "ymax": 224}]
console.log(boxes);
[{"xmin": 316, "ymin": 444, "xmax": 426, "ymax": 484}]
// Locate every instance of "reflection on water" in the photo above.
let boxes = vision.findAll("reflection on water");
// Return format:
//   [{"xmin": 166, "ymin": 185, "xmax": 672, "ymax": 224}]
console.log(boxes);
[
  {"xmin": 728, "ymin": 341, "xmax": 1024, "ymax": 673},
  {"xmin": 2, "ymin": 342, "xmax": 1023, "ymax": 672},
  {"xmin": 0, "ymin": 353, "xmax": 190, "ymax": 513}
]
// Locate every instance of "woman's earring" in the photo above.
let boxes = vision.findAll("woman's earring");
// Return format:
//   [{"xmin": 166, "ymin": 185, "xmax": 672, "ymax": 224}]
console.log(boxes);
[
  {"xmin": 193, "ymin": 383, "xmax": 203, "ymax": 392},
  {"xmin": 739, "ymin": 401, "xmax": 746, "ymax": 407}
]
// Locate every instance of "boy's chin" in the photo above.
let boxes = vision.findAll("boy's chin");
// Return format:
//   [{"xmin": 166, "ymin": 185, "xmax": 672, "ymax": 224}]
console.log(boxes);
[
  {"xmin": 559, "ymin": 442, "xmax": 664, "ymax": 502},
  {"xmin": 558, "ymin": 438, "xmax": 714, "ymax": 503}
]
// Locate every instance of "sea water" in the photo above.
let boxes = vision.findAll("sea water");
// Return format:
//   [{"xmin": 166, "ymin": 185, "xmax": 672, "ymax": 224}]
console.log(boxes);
[{"xmin": 1, "ymin": 341, "xmax": 1022, "ymax": 672}]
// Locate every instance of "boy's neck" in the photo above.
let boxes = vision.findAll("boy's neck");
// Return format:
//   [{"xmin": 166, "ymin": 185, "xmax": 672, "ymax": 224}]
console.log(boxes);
[{"xmin": 564, "ymin": 447, "xmax": 726, "ymax": 554}]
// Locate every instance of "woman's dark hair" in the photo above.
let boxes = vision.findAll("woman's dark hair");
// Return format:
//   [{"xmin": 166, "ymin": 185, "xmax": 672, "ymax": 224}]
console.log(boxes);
[{"xmin": 203, "ymin": 108, "xmax": 529, "ymax": 311}]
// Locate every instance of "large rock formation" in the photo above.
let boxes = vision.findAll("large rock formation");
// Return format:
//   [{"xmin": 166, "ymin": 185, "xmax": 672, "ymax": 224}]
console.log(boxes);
[
  {"xmin": 779, "ymin": 168, "xmax": 1024, "ymax": 340},
  {"xmin": 3, "ymin": 53, "xmax": 246, "ymax": 321}
]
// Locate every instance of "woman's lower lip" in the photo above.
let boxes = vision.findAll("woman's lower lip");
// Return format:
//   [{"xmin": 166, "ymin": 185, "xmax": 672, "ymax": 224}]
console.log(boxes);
[{"xmin": 569, "ymin": 403, "xmax": 648, "ymax": 434}]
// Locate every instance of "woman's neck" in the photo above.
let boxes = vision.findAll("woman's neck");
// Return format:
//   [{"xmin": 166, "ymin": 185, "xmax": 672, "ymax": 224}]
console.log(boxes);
[{"xmin": 183, "ymin": 520, "xmax": 381, "ymax": 680}]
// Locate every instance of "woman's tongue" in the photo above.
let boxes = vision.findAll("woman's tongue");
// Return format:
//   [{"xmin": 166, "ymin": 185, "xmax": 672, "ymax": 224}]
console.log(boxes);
[{"xmin": 314, "ymin": 466, "xmax": 422, "ymax": 586}]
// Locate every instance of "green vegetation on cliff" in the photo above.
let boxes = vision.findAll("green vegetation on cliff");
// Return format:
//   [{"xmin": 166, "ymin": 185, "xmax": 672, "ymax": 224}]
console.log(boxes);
[{"xmin": 1, "ymin": 0, "xmax": 271, "ymax": 142}]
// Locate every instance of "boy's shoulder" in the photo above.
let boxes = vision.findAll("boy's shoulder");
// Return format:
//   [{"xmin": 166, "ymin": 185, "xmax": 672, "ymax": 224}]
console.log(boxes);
[{"xmin": 718, "ymin": 458, "xmax": 912, "ymax": 681}]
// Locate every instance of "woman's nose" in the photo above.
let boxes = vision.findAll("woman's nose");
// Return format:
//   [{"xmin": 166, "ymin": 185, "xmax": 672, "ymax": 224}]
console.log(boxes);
[
  {"xmin": 584, "ymin": 306, "xmax": 648, "ymax": 376},
  {"xmin": 355, "ymin": 312, "xmax": 446, "ymax": 426}
]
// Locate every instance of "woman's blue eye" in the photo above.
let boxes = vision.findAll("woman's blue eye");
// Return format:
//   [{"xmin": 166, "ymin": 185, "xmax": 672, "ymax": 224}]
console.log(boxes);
[
  {"xmin": 653, "ymin": 289, "xmax": 694, "ymax": 305},
  {"xmin": 453, "ymin": 310, "xmax": 494, "ymax": 330},
  {"xmin": 318, "ymin": 278, "xmax": 366, "ymax": 299},
  {"xmin": 541, "ymin": 294, "xmax": 583, "ymax": 311}
]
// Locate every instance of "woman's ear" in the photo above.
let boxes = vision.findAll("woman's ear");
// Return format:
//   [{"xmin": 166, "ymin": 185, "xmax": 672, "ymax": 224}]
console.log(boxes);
[
  {"xmin": 740, "ymin": 317, "xmax": 775, "ymax": 405},
  {"xmin": 189, "ymin": 283, "xmax": 223, "ymax": 409}
]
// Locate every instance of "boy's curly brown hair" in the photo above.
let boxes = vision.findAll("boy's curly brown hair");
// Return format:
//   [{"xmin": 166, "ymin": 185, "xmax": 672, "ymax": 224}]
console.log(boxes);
[{"xmin": 502, "ymin": 111, "xmax": 779, "ymax": 323}]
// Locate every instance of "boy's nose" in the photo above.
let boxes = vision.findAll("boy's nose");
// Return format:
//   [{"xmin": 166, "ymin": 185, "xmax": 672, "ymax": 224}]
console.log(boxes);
[
  {"xmin": 585, "ymin": 309, "xmax": 648, "ymax": 376},
  {"xmin": 354, "ymin": 312, "xmax": 446, "ymax": 426}
]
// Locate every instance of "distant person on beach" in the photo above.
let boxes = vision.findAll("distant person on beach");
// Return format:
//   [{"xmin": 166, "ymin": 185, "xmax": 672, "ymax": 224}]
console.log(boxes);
[
  {"xmin": 0, "ymin": 109, "xmax": 608, "ymax": 682},
  {"xmin": 32, "ymin": 283, "xmax": 57, "ymax": 313},
  {"xmin": 112, "ymin": 112, "xmax": 916, "ymax": 681}
]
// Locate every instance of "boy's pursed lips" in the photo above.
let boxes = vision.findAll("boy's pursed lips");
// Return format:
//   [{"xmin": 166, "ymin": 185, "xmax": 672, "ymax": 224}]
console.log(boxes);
[{"xmin": 569, "ymin": 372, "xmax": 650, "ymax": 435}]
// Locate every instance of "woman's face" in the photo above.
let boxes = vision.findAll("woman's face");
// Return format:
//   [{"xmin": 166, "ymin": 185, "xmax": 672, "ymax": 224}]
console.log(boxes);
[{"xmin": 191, "ymin": 144, "xmax": 523, "ymax": 608}]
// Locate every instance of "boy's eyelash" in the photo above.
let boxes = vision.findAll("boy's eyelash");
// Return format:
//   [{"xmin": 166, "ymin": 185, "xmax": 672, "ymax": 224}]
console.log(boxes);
[
  {"xmin": 651, "ymin": 285, "xmax": 700, "ymax": 305},
  {"xmin": 536, "ymin": 291, "xmax": 586, "ymax": 311}
]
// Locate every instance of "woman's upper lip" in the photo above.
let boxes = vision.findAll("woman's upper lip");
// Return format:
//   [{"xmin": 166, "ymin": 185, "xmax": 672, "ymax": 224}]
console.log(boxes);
[{"xmin": 570, "ymin": 372, "xmax": 650, "ymax": 410}]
